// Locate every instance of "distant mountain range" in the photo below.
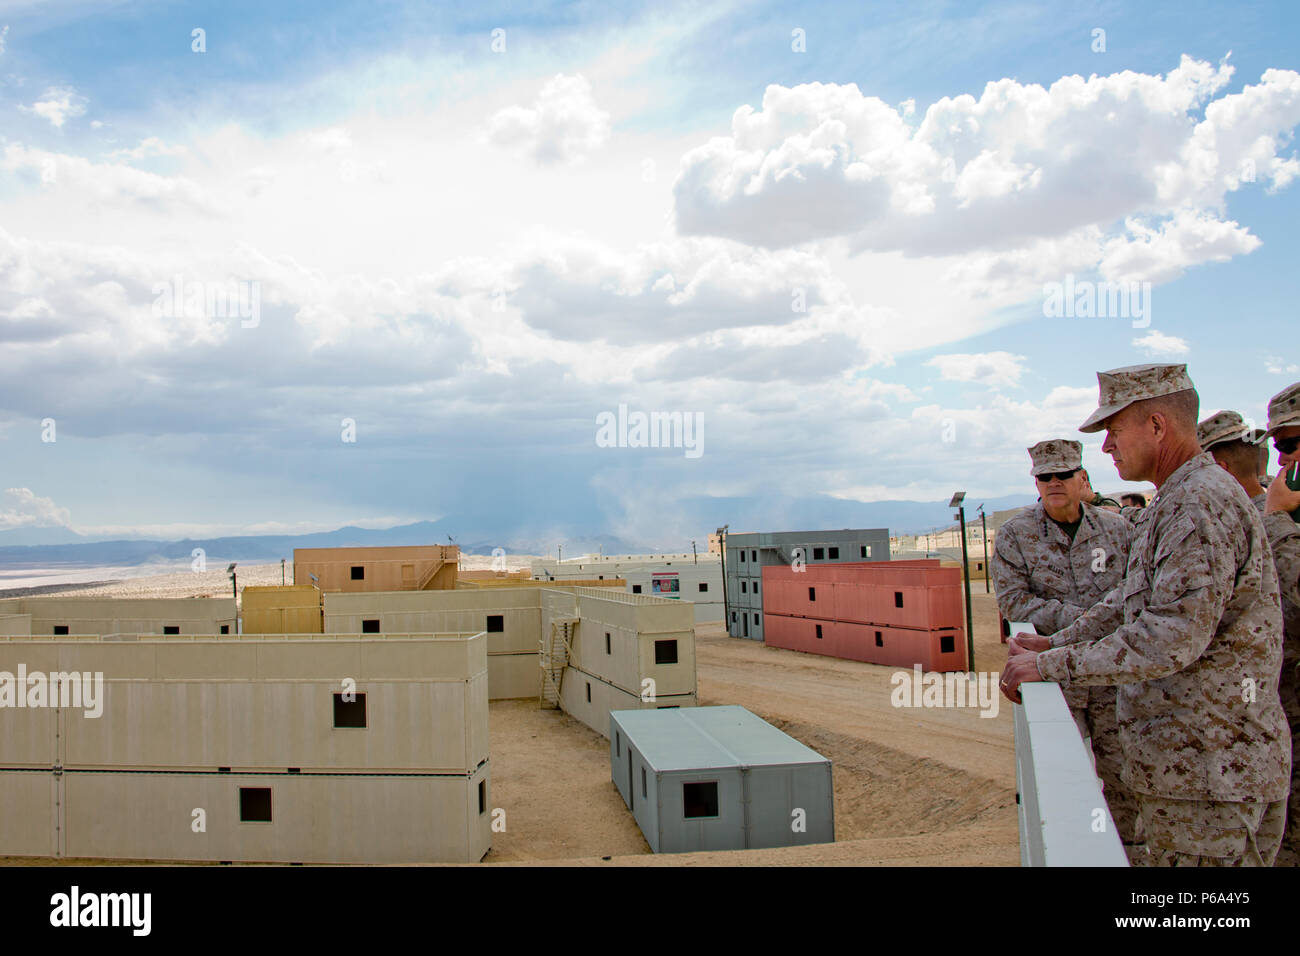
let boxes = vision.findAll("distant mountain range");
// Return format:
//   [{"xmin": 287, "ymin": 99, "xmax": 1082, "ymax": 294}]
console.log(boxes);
[{"xmin": 0, "ymin": 493, "xmax": 1038, "ymax": 570}]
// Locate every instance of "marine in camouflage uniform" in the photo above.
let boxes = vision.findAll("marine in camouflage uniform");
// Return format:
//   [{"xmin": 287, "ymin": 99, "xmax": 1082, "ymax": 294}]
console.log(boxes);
[
  {"xmin": 1198, "ymin": 409, "xmax": 1300, "ymax": 865},
  {"xmin": 991, "ymin": 438, "xmax": 1138, "ymax": 844},
  {"xmin": 1005, "ymin": 365, "xmax": 1290, "ymax": 866}
]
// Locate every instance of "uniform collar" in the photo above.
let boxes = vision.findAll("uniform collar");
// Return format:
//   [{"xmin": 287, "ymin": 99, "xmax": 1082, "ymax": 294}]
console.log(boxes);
[{"xmin": 1150, "ymin": 451, "xmax": 1209, "ymax": 505}]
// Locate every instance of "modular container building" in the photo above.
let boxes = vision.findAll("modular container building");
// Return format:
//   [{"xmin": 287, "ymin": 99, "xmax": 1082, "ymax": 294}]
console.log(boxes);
[
  {"xmin": 293, "ymin": 545, "xmax": 458, "ymax": 592},
  {"xmin": 531, "ymin": 555, "xmax": 723, "ymax": 623},
  {"xmin": 0, "ymin": 596, "xmax": 236, "ymax": 636},
  {"xmin": 241, "ymin": 585, "xmax": 322, "ymax": 633},
  {"xmin": 761, "ymin": 560, "xmax": 967, "ymax": 671},
  {"xmin": 724, "ymin": 529, "xmax": 891, "ymax": 639},
  {"xmin": 0, "ymin": 630, "xmax": 491, "ymax": 864},
  {"xmin": 609, "ymin": 706, "xmax": 834, "ymax": 853}
]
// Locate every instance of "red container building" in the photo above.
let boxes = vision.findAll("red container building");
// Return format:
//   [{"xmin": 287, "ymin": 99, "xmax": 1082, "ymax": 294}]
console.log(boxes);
[{"xmin": 761, "ymin": 560, "xmax": 967, "ymax": 671}]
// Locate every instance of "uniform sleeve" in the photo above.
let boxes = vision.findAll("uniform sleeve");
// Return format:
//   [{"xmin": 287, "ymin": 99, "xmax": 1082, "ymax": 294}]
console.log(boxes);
[
  {"xmin": 1037, "ymin": 508, "xmax": 1227, "ymax": 686},
  {"xmin": 1264, "ymin": 512, "xmax": 1300, "ymax": 614},
  {"xmin": 990, "ymin": 522, "xmax": 1085, "ymax": 635}
]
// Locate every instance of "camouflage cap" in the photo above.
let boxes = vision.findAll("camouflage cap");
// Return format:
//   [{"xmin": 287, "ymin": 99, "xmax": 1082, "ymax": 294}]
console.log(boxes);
[
  {"xmin": 1079, "ymin": 363, "xmax": 1196, "ymax": 433},
  {"xmin": 1027, "ymin": 439, "xmax": 1083, "ymax": 476},
  {"xmin": 1197, "ymin": 410, "xmax": 1258, "ymax": 451},
  {"xmin": 1265, "ymin": 381, "xmax": 1300, "ymax": 437}
]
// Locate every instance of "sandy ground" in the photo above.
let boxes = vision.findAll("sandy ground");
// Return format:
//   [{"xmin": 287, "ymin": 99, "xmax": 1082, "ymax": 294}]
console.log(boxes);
[{"xmin": 2, "ymin": 578, "xmax": 1019, "ymax": 866}]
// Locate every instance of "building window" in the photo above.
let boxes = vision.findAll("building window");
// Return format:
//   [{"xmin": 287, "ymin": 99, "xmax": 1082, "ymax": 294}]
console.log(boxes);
[
  {"xmin": 808, "ymin": 587, "xmax": 816, "ymax": 601},
  {"xmin": 486, "ymin": 615, "xmax": 504, "ymax": 632},
  {"xmin": 731, "ymin": 612, "xmax": 736, "ymax": 623},
  {"xmin": 605, "ymin": 632, "xmax": 611, "ymax": 654},
  {"xmin": 163, "ymin": 626, "xmax": 180, "ymax": 635},
  {"xmin": 683, "ymin": 781, "xmax": 719, "ymax": 819},
  {"xmin": 866, "ymin": 545, "xmax": 873, "ymax": 558},
  {"xmin": 816, "ymin": 624, "xmax": 823, "ymax": 639},
  {"xmin": 586, "ymin": 682, "xmax": 592, "ymax": 703},
  {"xmin": 813, "ymin": 547, "xmax": 824, "ymax": 560},
  {"xmin": 53, "ymin": 625, "xmax": 69, "ymax": 635},
  {"xmin": 239, "ymin": 787, "xmax": 273, "ymax": 823},
  {"xmin": 750, "ymin": 550, "xmax": 757, "ymax": 562},
  {"xmin": 333, "ymin": 693, "xmax": 367, "ymax": 728},
  {"xmin": 894, "ymin": 592, "xmax": 904, "ymax": 608},
  {"xmin": 350, "ymin": 566, "xmax": 364, "ymax": 580},
  {"xmin": 478, "ymin": 780, "xmax": 486, "ymax": 814},
  {"xmin": 362, "ymin": 619, "xmax": 380, "ymax": 633},
  {"xmin": 753, "ymin": 581, "xmax": 759, "ymax": 594},
  {"xmin": 875, "ymin": 631, "xmax": 883, "ymax": 647},
  {"xmin": 220, "ymin": 625, "xmax": 230, "ymax": 634},
  {"xmin": 739, "ymin": 551, "xmax": 746, "ymax": 563},
  {"xmin": 753, "ymin": 613, "xmax": 759, "ymax": 624},
  {"xmin": 655, "ymin": 640, "xmax": 678, "ymax": 665},
  {"xmin": 860, "ymin": 546, "xmax": 867, "ymax": 558},
  {"xmin": 828, "ymin": 547, "xmax": 839, "ymax": 559},
  {"xmin": 698, "ymin": 582, "xmax": 708, "ymax": 593},
  {"xmin": 632, "ymin": 584, "xmax": 642, "ymax": 594},
  {"xmin": 616, "ymin": 732, "xmax": 621, "ymax": 757},
  {"xmin": 642, "ymin": 767, "xmax": 648, "ymax": 799},
  {"xmin": 740, "ymin": 581, "xmax": 747, "ymax": 593},
  {"xmin": 940, "ymin": 634, "xmax": 955, "ymax": 654}
]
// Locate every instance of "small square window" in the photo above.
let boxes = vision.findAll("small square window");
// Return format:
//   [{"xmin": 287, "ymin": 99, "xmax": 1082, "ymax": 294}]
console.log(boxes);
[
  {"xmin": 698, "ymin": 582, "xmax": 708, "ymax": 593},
  {"xmin": 815, "ymin": 624, "xmax": 823, "ymax": 639},
  {"xmin": 333, "ymin": 693, "xmax": 367, "ymax": 728},
  {"xmin": 828, "ymin": 547, "xmax": 839, "ymax": 559},
  {"xmin": 362, "ymin": 619, "xmax": 380, "ymax": 633},
  {"xmin": 813, "ymin": 547, "xmax": 824, "ymax": 560},
  {"xmin": 53, "ymin": 625, "xmax": 69, "ymax": 636},
  {"xmin": 875, "ymin": 631, "xmax": 883, "ymax": 647},
  {"xmin": 632, "ymin": 584, "xmax": 642, "ymax": 594},
  {"xmin": 655, "ymin": 640, "xmax": 678, "ymax": 665},
  {"xmin": 486, "ymin": 615, "xmax": 504, "ymax": 632},
  {"xmin": 350, "ymin": 566, "xmax": 364, "ymax": 580},
  {"xmin": 478, "ymin": 780, "xmax": 486, "ymax": 814},
  {"xmin": 940, "ymin": 634, "xmax": 955, "ymax": 654},
  {"xmin": 220, "ymin": 624, "xmax": 230, "ymax": 634},
  {"xmin": 163, "ymin": 626, "xmax": 180, "ymax": 635},
  {"xmin": 894, "ymin": 592, "xmax": 904, "ymax": 608},
  {"xmin": 605, "ymin": 632, "xmax": 611, "ymax": 654},
  {"xmin": 683, "ymin": 781, "xmax": 719, "ymax": 818},
  {"xmin": 239, "ymin": 787, "xmax": 273, "ymax": 822},
  {"xmin": 808, "ymin": 587, "xmax": 816, "ymax": 601}
]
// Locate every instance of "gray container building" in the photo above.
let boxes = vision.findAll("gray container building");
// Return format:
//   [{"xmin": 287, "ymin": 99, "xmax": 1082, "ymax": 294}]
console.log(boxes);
[
  {"xmin": 609, "ymin": 705, "xmax": 834, "ymax": 853},
  {"xmin": 724, "ymin": 528, "xmax": 891, "ymax": 639}
]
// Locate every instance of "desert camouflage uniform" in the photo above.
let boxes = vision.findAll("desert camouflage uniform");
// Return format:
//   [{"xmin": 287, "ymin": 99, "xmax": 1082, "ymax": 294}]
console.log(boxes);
[
  {"xmin": 1038, "ymin": 454, "xmax": 1291, "ymax": 866},
  {"xmin": 992, "ymin": 500, "xmax": 1138, "ymax": 842},
  {"xmin": 1255, "ymin": 492, "xmax": 1300, "ymax": 865}
]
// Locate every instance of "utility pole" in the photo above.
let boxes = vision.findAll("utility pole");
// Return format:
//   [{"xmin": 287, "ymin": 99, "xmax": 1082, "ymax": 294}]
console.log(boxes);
[
  {"xmin": 281, "ymin": 558, "xmax": 286, "ymax": 587},
  {"xmin": 716, "ymin": 525, "xmax": 729, "ymax": 637},
  {"xmin": 950, "ymin": 493, "xmax": 974, "ymax": 674},
  {"xmin": 692, "ymin": 540, "xmax": 697, "ymax": 564},
  {"xmin": 978, "ymin": 506, "xmax": 990, "ymax": 593}
]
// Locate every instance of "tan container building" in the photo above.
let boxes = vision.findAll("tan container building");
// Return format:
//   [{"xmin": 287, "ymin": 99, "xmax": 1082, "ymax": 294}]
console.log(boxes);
[
  {"xmin": 0, "ymin": 631, "xmax": 491, "ymax": 864},
  {"xmin": 241, "ymin": 585, "xmax": 323, "ymax": 634},
  {"xmin": 0, "ymin": 596, "xmax": 236, "ymax": 636},
  {"xmin": 293, "ymin": 545, "xmax": 458, "ymax": 592}
]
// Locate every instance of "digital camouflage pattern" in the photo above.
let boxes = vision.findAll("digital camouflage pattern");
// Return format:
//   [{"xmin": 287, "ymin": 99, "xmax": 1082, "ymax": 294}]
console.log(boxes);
[
  {"xmin": 1079, "ymin": 363, "xmax": 1196, "ymax": 433},
  {"xmin": 1197, "ymin": 410, "xmax": 1255, "ymax": 451},
  {"xmin": 1038, "ymin": 453, "xmax": 1291, "ymax": 808},
  {"xmin": 1254, "ymin": 492, "xmax": 1300, "ymax": 865},
  {"xmin": 1137, "ymin": 796, "xmax": 1286, "ymax": 866},
  {"xmin": 1265, "ymin": 381, "xmax": 1300, "ymax": 437},
  {"xmin": 992, "ymin": 499, "xmax": 1137, "ymax": 839},
  {"xmin": 1027, "ymin": 439, "xmax": 1083, "ymax": 476}
]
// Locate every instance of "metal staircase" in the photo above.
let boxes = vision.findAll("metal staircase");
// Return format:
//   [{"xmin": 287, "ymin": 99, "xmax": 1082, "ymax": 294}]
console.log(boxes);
[{"xmin": 540, "ymin": 617, "xmax": 578, "ymax": 708}]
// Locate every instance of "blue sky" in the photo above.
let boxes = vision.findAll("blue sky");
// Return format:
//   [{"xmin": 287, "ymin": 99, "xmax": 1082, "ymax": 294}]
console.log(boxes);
[{"xmin": 2, "ymin": 0, "xmax": 1298, "ymax": 546}]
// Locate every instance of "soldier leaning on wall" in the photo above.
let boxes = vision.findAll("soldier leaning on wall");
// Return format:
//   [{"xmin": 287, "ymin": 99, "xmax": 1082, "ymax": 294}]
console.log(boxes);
[
  {"xmin": 1001, "ymin": 363, "xmax": 1291, "ymax": 867},
  {"xmin": 990, "ymin": 438, "xmax": 1139, "ymax": 851}
]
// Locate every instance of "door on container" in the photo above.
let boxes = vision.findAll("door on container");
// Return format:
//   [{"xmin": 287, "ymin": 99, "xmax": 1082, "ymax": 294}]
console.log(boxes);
[{"xmin": 743, "ymin": 614, "xmax": 749, "ymax": 638}]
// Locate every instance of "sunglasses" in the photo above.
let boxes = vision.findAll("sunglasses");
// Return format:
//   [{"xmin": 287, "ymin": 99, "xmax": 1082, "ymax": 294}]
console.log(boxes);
[
  {"xmin": 1276, "ymin": 436, "xmax": 1300, "ymax": 456},
  {"xmin": 1035, "ymin": 469, "xmax": 1079, "ymax": 483}
]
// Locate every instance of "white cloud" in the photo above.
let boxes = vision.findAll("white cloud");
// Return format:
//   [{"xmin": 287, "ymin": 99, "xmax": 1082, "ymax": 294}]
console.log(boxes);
[
  {"xmin": 19, "ymin": 86, "xmax": 87, "ymax": 128},
  {"xmin": 0, "ymin": 487, "xmax": 72, "ymax": 530},
  {"xmin": 0, "ymin": 25, "xmax": 8, "ymax": 57},
  {"xmin": 1132, "ymin": 329, "xmax": 1190, "ymax": 356},
  {"xmin": 485, "ymin": 73, "xmax": 611, "ymax": 165},
  {"xmin": 925, "ymin": 351, "xmax": 1027, "ymax": 387},
  {"xmin": 1266, "ymin": 356, "xmax": 1300, "ymax": 374}
]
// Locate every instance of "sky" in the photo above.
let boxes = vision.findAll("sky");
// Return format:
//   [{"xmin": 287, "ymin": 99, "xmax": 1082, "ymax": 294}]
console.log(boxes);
[{"xmin": 2, "ymin": 0, "xmax": 1299, "ymax": 548}]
